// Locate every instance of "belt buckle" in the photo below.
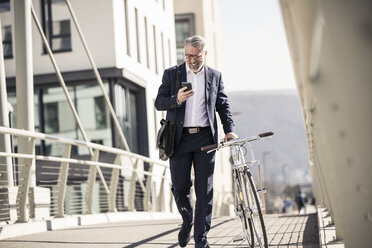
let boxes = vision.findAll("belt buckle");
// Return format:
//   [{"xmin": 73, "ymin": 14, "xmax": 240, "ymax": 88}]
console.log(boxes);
[{"xmin": 189, "ymin": 128, "xmax": 198, "ymax": 134}]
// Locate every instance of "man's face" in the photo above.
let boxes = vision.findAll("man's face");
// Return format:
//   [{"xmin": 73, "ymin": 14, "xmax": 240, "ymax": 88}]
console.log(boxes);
[{"xmin": 185, "ymin": 45, "xmax": 207, "ymax": 73}]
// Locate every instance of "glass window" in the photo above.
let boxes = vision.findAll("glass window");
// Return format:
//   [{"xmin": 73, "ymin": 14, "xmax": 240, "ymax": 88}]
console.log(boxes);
[
  {"xmin": 2, "ymin": 25, "xmax": 12, "ymax": 58},
  {"xmin": 114, "ymin": 84, "xmax": 139, "ymax": 153},
  {"xmin": 0, "ymin": 0, "xmax": 10, "ymax": 13},
  {"xmin": 41, "ymin": 0, "xmax": 71, "ymax": 52},
  {"xmin": 124, "ymin": 0, "xmax": 130, "ymax": 56},
  {"xmin": 135, "ymin": 8, "xmax": 140, "ymax": 63},
  {"xmin": 7, "ymin": 91, "xmax": 42, "ymax": 155},
  {"xmin": 153, "ymin": 25, "xmax": 158, "ymax": 74},
  {"xmin": 44, "ymin": 102, "xmax": 59, "ymax": 133},
  {"xmin": 161, "ymin": 32, "xmax": 165, "ymax": 71},
  {"xmin": 144, "ymin": 16, "xmax": 149, "ymax": 68},
  {"xmin": 175, "ymin": 14, "xmax": 195, "ymax": 65},
  {"xmin": 94, "ymin": 96, "xmax": 107, "ymax": 130},
  {"xmin": 42, "ymin": 83, "xmax": 111, "ymax": 156}
]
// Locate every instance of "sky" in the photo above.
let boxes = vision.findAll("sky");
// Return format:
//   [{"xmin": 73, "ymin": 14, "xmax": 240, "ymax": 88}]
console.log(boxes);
[{"xmin": 219, "ymin": 0, "xmax": 296, "ymax": 92}]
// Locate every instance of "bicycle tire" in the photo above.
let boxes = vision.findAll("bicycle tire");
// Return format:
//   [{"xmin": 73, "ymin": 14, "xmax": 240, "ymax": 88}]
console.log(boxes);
[
  {"xmin": 245, "ymin": 170, "xmax": 268, "ymax": 248},
  {"xmin": 233, "ymin": 177, "xmax": 254, "ymax": 247}
]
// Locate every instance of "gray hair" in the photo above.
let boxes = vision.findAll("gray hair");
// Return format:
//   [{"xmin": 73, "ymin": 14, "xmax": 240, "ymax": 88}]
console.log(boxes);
[{"xmin": 184, "ymin": 35, "xmax": 207, "ymax": 51}]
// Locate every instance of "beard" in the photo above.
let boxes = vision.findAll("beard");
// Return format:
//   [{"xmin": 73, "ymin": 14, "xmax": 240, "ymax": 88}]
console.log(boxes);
[{"xmin": 187, "ymin": 60, "xmax": 204, "ymax": 73}]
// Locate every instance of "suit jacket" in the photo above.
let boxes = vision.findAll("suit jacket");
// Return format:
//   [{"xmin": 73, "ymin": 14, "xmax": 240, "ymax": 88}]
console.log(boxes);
[{"xmin": 155, "ymin": 62, "xmax": 235, "ymax": 146}]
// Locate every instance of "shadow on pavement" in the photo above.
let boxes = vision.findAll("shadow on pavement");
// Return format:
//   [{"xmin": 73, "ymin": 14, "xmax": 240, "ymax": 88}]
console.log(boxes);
[{"xmin": 303, "ymin": 213, "xmax": 319, "ymax": 248}]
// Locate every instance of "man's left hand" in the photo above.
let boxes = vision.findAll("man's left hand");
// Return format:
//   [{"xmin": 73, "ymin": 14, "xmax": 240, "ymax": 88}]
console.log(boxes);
[{"xmin": 225, "ymin": 132, "xmax": 239, "ymax": 142}]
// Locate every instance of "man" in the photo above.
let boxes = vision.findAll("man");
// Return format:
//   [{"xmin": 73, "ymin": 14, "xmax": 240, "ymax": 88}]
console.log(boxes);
[{"xmin": 155, "ymin": 35, "xmax": 237, "ymax": 248}]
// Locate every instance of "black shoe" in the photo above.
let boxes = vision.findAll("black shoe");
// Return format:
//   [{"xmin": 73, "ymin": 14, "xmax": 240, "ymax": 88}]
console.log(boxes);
[
  {"xmin": 178, "ymin": 223, "xmax": 192, "ymax": 247},
  {"xmin": 195, "ymin": 240, "xmax": 209, "ymax": 248}
]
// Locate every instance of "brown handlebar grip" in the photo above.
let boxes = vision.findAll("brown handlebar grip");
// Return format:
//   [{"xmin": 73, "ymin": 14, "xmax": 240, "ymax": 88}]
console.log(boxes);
[
  {"xmin": 201, "ymin": 144, "xmax": 217, "ymax": 152},
  {"xmin": 258, "ymin": 132, "xmax": 274, "ymax": 138}
]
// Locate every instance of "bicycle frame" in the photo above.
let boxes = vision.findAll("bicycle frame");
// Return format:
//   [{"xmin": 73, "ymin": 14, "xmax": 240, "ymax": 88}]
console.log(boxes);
[
  {"xmin": 231, "ymin": 144, "xmax": 265, "ymax": 247},
  {"xmin": 201, "ymin": 132, "xmax": 273, "ymax": 248}
]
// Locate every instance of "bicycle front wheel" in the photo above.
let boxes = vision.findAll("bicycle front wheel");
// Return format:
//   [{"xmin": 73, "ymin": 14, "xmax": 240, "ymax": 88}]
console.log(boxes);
[
  {"xmin": 244, "ymin": 170, "xmax": 268, "ymax": 248},
  {"xmin": 234, "ymin": 176, "xmax": 254, "ymax": 247}
]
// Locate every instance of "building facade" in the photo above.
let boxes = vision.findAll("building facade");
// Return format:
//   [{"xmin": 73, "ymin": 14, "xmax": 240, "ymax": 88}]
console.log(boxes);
[
  {"xmin": 1, "ymin": 0, "xmax": 176, "ymax": 158},
  {"xmin": 1, "ymin": 0, "xmax": 233, "ymax": 217},
  {"xmin": 1, "ymin": 0, "xmax": 176, "ymax": 214}
]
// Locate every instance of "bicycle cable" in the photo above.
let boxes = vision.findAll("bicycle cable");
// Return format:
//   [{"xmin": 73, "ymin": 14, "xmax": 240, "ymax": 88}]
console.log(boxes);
[{"xmin": 239, "ymin": 143, "xmax": 248, "ymax": 157}]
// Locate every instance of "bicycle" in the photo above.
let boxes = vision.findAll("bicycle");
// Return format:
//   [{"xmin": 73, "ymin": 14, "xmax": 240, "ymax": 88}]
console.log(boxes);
[{"xmin": 201, "ymin": 132, "xmax": 274, "ymax": 248}]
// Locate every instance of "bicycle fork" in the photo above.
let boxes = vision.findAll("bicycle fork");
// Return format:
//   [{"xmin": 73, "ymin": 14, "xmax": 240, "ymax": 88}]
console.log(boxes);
[{"xmin": 239, "ymin": 170, "xmax": 265, "ymax": 247}]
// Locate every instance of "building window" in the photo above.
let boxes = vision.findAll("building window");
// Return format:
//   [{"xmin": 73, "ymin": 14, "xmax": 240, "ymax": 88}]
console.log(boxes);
[
  {"xmin": 114, "ymin": 84, "xmax": 140, "ymax": 154},
  {"xmin": 0, "ymin": 0, "xmax": 10, "ymax": 13},
  {"xmin": 153, "ymin": 25, "xmax": 158, "ymax": 74},
  {"xmin": 161, "ymin": 32, "xmax": 165, "ymax": 71},
  {"xmin": 144, "ymin": 17, "xmax": 150, "ymax": 68},
  {"xmin": 44, "ymin": 102, "xmax": 59, "ymax": 133},
  {"xmin": 175, "ymin": 14, "xmax": 195, "ymax": 65},
  {"xmin": 2, "ymin": 25, "xmax": 12, "ymax": 58},
  {"xmin": 41, "ymin": 0, "xmax": 72, "ymax": 53},
  {"xmin": 124, "ymin": 0, "xmax": 130, "ymax": 56},
  {"xmin": 41, "ymin": 83, "xmax": 111, "ymax": 156},
  {"xmin": 168, "ymin": 38, "xmax": 172, "ymax": 67},
  {"xmin": 135, "ymin": 8, "xmax": 140, "ymax": 63},
  {"xmin": 94, "ymin": 96, "xmax": 107, "ymax": 130}
]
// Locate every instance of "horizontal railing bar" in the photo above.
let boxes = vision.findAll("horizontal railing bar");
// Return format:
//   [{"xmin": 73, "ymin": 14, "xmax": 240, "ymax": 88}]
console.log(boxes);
[
  {"xmin": 64, "ymin": 206, "xmax": 83, "ymax": 209},
  {"xmin": 0, "ymin": 152, "xmax": 168, "ymax": 179},
  {"xmin": 40, "ymin": 172, "xmax": 60, "ymax": 175},
  {"xmin": 0, "ymin": 126, "xmax": 167, "ymax": 168},
  {"xmin": 40, "ymin": 166, "xmax": 60, "ymax": 169}
]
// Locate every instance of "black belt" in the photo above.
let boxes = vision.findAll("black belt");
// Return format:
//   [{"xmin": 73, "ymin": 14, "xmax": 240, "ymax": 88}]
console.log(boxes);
[{"xmin": 183, "ymin": 126, "xmax": 210, "ymax": 134}]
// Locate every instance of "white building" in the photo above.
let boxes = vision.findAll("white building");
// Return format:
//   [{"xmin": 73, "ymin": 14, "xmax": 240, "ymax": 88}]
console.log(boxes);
[
  {"xmin": 1, "ymin": 0, "xmax": 232, "ymax": 217},
  {"xmin": 1, "ymin": 0, "xmax": 176, "ymax": 159},
  {"xmin": 1, "ymin": 0, "xmax": 176, "ymax": 213}
]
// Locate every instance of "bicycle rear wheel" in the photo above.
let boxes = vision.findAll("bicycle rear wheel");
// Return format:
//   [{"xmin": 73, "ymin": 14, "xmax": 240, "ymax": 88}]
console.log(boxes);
[
  {"xmin": 234, "ymin": 176, "xmax": 254, "ymax": 247},
  {"xmin": 244, "ymin": 170, "xmax": 268, "ymax": 248}
]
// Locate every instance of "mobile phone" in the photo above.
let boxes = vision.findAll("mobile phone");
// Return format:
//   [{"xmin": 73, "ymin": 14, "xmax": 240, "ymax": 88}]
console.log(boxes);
[{"xmin": 182, "ymin": 82, "xmax": 192, "ymax": 92}]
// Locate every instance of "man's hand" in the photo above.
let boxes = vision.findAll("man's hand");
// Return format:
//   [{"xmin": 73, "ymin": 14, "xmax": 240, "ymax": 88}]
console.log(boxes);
[
  {"xmin": 177, "ymin": 87, "xmax": 194, "ymax": 104},
  {"xmin": 225, "ymin": 132, "xmax": 238, "ymax": 142}
]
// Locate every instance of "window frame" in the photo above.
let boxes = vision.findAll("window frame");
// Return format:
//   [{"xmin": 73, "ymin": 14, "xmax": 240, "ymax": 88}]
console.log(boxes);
[{"xmin": 41, "ymin": 0, "xmax": 72, "ymax": 54}]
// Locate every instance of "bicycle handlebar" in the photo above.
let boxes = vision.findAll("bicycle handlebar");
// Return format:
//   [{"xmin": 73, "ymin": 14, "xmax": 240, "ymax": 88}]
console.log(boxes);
[
  {"xmin": 200, "ymin": 131, "xmax": 274, "ymax": 152},
  {"xmin": 200, "ymin": 144, "xmax": 217, "ymax": 152},
  {"xmin": 258, "ymin": 131, "xmax": 274, "ymax": 138}
]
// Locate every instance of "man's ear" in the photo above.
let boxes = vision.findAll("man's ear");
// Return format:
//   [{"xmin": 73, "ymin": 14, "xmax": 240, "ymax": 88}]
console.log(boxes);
[{"xmin": 204, "ymin": 51, "xmax": 208, "ymax": 56}]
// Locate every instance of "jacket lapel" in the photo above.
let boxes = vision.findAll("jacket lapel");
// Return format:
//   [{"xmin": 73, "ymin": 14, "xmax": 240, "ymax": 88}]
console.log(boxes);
[{"xmin": 204, "ymin": 66, "xmax": 212, "ymax": 111}]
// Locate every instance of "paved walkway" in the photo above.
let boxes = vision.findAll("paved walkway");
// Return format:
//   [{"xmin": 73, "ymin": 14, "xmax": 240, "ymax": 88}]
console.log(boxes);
[{"xmin": 0, "ymin": 213, "xmax": 319, "ymax": 248}]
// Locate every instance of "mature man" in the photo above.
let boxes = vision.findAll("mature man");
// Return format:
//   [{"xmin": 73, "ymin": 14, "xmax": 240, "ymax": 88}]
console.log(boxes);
[{"xmin": 155, "ymin": 35, "xmax": 237, "ymax": 248}]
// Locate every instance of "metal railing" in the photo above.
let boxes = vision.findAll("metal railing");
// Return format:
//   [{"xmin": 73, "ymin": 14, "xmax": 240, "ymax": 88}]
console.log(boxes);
[{"xmin": 0, "ymin": 126, "xmax": 174, "ymax": 223}]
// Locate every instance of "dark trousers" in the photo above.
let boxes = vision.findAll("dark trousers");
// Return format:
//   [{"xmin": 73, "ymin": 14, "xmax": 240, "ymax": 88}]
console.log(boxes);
[{"xmin": 170, "ymin": 128, "xmax": 216, "ymax": 243}]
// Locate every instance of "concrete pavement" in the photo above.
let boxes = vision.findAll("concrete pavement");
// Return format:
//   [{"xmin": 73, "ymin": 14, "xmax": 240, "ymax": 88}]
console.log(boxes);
[{"xmin": 0, "ymin": 212, "xmax": 319, "ymax": 248}]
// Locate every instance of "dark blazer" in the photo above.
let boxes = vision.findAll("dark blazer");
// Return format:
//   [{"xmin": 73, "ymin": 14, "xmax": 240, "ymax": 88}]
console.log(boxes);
[{"xmin": 155, "ymin": 62, "xmax": 235, "ymax": 146}]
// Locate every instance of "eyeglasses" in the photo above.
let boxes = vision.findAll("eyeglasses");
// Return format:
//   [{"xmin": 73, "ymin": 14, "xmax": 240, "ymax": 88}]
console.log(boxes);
[{"xmin": 185, "ymin": 53, "xmax": 204, "ymax": 60}]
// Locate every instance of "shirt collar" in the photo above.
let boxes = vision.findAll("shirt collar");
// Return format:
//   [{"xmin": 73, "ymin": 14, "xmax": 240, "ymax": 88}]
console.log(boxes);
[{"xmin": 185, "ymin": 63, "xmax": 205, "ymax": 75}]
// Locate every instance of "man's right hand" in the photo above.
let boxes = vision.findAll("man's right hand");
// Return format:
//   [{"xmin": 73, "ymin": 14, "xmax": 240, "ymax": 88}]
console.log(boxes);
[{"xmin": 177, "ymin": 87, "xmax": 194, "ymax": 104}]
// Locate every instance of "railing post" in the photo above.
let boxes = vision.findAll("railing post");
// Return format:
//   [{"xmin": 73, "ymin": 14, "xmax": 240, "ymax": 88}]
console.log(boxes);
[
  {"xmin": 16, "ymin": 138, "xmax": 35, "ymax": 222},
  {"xmin": 127, "ymin": 158, "xmax": 138, "ymax": 211},
  {"xmin": 108, "ymin": 155, "xmax": 121, "ymax": 212},
  {"xmin": 143, "ymin": 163, "xmax": 154, "ymax": 211},
  {"xmin": 0, "ymin": 17, "xmax": 13, "ymax": 187},
  {"xmin": 55, "ymin": 144, "xmax": 71, "ymax": 217},
  {"xmin": 169, "ymin": 182, "xmax": 175, "ymax": 213},
  {"xmin": 157, "ymin": 167, "xmax": 167, "ymax": 212},
  {"xmin": 85, "ymin": 149, "xmax": 99, "ymax": 214}
]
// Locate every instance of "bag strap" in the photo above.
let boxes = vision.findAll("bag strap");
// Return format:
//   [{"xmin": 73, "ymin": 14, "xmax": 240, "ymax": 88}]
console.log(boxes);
[
  {"xmin": 173, "ymin": 65, "xmax": 182, "ymax": 121},
  {"xmin": 175, "ymin": 65, "xmax": 182, "ymax": 95}
]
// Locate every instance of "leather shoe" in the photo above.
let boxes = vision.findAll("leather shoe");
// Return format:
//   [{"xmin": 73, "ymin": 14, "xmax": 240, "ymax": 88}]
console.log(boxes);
[
  {"xmin": 195, "ymin": 240, "xmax": 210, "ymax": 248},
  {"xmin": 178, "ymin": 223, "xmax": 192, "ymax": 247}
]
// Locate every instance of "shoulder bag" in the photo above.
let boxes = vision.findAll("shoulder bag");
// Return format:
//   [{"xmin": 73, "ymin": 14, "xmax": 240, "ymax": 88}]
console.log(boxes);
[{"xmin": 156, "ymin": 66, "xmax": 182, "ymax": 161}]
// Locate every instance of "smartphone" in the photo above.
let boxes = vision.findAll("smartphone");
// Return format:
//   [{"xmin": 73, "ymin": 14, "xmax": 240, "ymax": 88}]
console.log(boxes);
[{"xmin": 182, "ymin": 82, "xmax": 192, "ymax": 92}]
